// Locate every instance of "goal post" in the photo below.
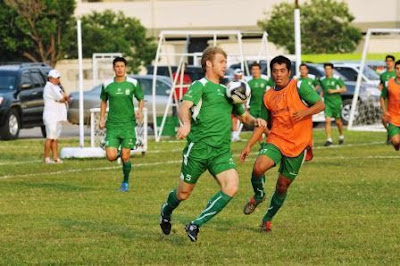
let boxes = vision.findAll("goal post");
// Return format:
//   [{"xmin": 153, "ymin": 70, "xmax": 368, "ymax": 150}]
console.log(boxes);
[{"xmin": 348, "ymin": 28, "xmax": 400, "ymax": 131}]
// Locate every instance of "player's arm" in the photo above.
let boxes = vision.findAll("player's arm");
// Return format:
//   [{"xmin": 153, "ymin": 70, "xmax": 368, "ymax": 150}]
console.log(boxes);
[
  {"xmin": 235, "ymin": 104, "xmax": 267, "ymax": 129},
  {"xmin": 328, "ymin": 78, "xmax": 346, "ymax": 94},
  {"xmin": 99, "ymin": 84, "xmax": 108, "ymax": 129},
  {"xmin": 134, "ymin": 82, "xmax": 144, "ymax": 121},
  {"xmin": 380, "ymin": 83, "xmax": 389, "ymax": 123},
  {"xmin": 293, "ymin": 82, "xmax": 325, "ymax": 122},
  {"xmin": 378, "ymin": 74, "xmax": 384, "ymax": 91}
]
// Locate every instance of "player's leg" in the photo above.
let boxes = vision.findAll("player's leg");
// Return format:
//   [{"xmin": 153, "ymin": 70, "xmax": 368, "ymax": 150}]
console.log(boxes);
[
  {"xmin": 261, "ymin": 150, "xmax": 306, "ymax": 232},
  {"xmin": 382, "ymin": 118, "xmax": 390, "ymax": 144},
  {"xmin": 388, "ymin": 123, "xmax": 400, "ymax": 150},
  {"xmin": 44, "ymin": 122, "xmax": 56, "ymax": 163},
  {"xmin": 335, "ymin": 117, "xmax": 344, "ymax": 145},
  {"xmin": 44, "ymin": 138, "xmax": 52, "ymax": 163},
  {"xmin": 118, "ymin": 127, "xmax": 136, "ymax": 192},
  {"xmin": 324, "ymin": 117, "xmax": 333, "ymax": 146},
  {"xmin": 243, "ymin": 143, "xmax": 278, "ymax": 215}
]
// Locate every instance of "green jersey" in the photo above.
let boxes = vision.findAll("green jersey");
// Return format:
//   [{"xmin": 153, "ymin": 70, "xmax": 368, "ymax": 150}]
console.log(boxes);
[
  {"xmin": 380, "ymin": 70, "xmax": 396, "ymax": 87},
  {"xmin": 247, "ymin": 75, "xmax": 274, "ymax": 117},
  {"xmin": 100, "ymin": 77, "xmax": 144, "ymax": 126},
  {"xmin": 319, "ymin": 75, "xmax": 345, "ymax": 106},
  {"xmin": 182, "ymin": 77, "xmax": 245, "ymax": 147},
  {"xmin": 297, "ymin": 74, "xmax": 318, "ymax": 89},
  {"xmin": 261, "ymin": 79, "xmax": 321, "ymax": 120}
]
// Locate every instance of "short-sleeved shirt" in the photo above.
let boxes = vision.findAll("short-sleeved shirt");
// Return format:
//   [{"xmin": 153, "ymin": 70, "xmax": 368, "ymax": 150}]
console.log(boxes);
[
  {"xmin": 261, "ymin": 79, "xmax": 321, "ymax": 121},
  {"xmin": 297, "ymin": 74, "xmax": 318, "ymax": 90},
  {"xmin": 380, "ymin": 70, "xmax": 396, "ymax": 87},
  {"xmin": 247, "ymin": 75, "xmax": 274, "ymax": 116},
  {"xmin": 43, "ymin": 81, "xmax": 67, "ymax": 124},
  {"xmin": 100, "ymin": 76, "xmax": 144, "ymax": 127},
  {"xmin": 319, "ymin": 75, "xmax": 345, "ymax": 106},
  {"xmin": 182, "ymin": 77, "xmax": 245, "ymax": 147}
]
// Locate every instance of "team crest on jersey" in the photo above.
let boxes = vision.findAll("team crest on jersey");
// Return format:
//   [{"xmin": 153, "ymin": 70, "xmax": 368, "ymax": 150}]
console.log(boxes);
[
  {"xmin": 125, "ymin": 89, "xmax": 130, "ymax": 95},
  {"xmin": 260, "ymin": 83, "xmax": 265, "ymax": 87}
]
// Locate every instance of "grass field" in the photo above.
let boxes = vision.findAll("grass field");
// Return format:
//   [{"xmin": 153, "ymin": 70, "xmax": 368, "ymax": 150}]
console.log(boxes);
[{"xmin": 1, "ymin": 129, "xmax": 399, "ymax": 264}]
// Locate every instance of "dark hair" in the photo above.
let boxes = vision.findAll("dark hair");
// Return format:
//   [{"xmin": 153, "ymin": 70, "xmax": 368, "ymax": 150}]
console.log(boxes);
[
  {"xmin": 395, "ymin": 60, "xmax": 400, "ymax": 67},
  {"xmin": 113, "ymin": 56, "xmax": 127, "ymax": 66},
  {"xmin": 250, "ymin": 62, "xmax": 261, "ymax": 70},
  {"xmin": 270, "ymin": 55, "xmax": 291, "ymax": 72},
  {"xmin": 324, "ymin": 63, "xmax": 334, "ymax": 69},
  {"xmin": 299, "ymin": 63, "xmax": 308, "ymax": 69},
  {"xmin": 386, "ymin": 55, "xmax": 395, "ymax": 61},
  {"xmin": 201, "ymin": 46, "xmax": 227, "ymax": 73}
]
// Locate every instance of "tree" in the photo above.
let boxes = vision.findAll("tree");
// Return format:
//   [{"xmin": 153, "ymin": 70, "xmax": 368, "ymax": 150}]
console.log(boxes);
[
  {"xmin": 258, "ymin": 0, "xmax": 362, "ymax": 54},
  {"xmin": 0, "ymin": 0, "xmax": 76, "ymax": 66},
  {"xmin": 64, "ymin": 10, "xmax": 157, "ymax": 73}
]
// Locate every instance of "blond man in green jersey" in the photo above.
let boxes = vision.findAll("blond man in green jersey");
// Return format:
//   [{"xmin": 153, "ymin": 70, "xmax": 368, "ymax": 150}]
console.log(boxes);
[
  {"xmin": 160, "ymin": 47, "xmax": 266, "ymax": 242},
  {"xmin": 99, "ymin": 57, "xmax": 144, "ymax": 192}
]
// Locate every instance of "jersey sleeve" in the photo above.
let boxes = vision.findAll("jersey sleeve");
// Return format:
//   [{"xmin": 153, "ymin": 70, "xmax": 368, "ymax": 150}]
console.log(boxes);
[
  {"xmin": 260, "ymin": 102, "xmax": 269, "ymax": 120},
  {"xmin": 182, "ymin": 81, "xmax": 203, "ymax": 105},
  {"xmin": 337, "ymin": 77, "xmax": 345, "ymax": 88},
  {"xmin": 380, "ymin": 83, "xmax": 388, "ymax": 99},
  {"xmin": 379, "ymin": 73, "xmax": 385, "ymax": 86},
  {"xmin": 134, "ymin": 82, "xmax": 144, "ymax": 101},
  {"xmin": 298, "ymin": 81, "xmax": 321, "ymax": 105},
  {"xmin": 232, "ymin": 103, "xmax": 245, "ymax": 116},
  {"xmin": 100, "ymin": 84, "xmax": 108, "ymax": 101}
]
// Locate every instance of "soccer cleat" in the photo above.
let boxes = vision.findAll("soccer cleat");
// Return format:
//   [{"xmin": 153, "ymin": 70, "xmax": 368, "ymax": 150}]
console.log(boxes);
[
  {"xmin": 159, "ymin": 214, "xmax": 172, "ymax": 235},
  {"xmin": 338, "ymin": 138, "xmax": 344, "ymax": 145},
  {"xmin": 243, "ymin": 196, "xmax": 266, "ymax": 215},
  {"xmin": 324, "ymin": 140, "xmax": 333, "ymax": 147},
  {"xmin": 54, "ymin": 158, "xmax": 63, "ymax": 164},
  {"xmin": 44, "ymin": 157, "xmax": 53, "ymax": 164},
  {"xmin": 119, "ymin": 182, "xmax": 129, "ymax": 192},
  {"xmin": 185, "ymin": 222, "xmax": 199, "ymax": 242},
  {"xmin": 260, "ymin": 221, "xmax": 272, "ymax": 233}
]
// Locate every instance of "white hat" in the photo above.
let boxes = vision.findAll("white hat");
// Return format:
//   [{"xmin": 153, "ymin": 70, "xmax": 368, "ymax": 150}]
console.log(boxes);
[
  {"xmin": 48, "ymin": 69, "xmax": 61, "ymax": 78},
  {"xmin": 234, "ymin": 69, "xmax": 243, "ymax": 75}
]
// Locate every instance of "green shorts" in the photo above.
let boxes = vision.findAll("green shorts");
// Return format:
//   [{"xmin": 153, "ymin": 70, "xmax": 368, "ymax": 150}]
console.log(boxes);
[
  {"xmin": 180, "ymin": 141, "xmax": 236, "ymax": 184},
  {"xmin": 258, "ymin": 143, "xmax": 306, "ymax": 180},
  {"xmin": 324, "ymin": 103, "xmax": 342, "ymax": 119},
  {"xmin": 105, "ymin": 124, "xmax": 136, "ymax": 149},
  {"xmin": 388, "ymin": 123, "xmax": 400, "ymax": 137}
]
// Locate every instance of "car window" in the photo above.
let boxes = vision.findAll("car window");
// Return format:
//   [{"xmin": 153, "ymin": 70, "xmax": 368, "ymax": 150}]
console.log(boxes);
[
  {"xmin": 21, "ymin": 71, "xmax": 32, "ymax": 86},
  {"xmin": 335, "ymin": 67, "xmax": 358, "ymax": 81},
  {"xmin": 156, "ymin": 80, "xmax": 170, "ymax": 95},
  {"xmin": 360, "ymin": 66, "xmax": 380, "ymax": 81},
  {"xmin": 0, "ymin": 72, "xmax": 17, "ymax": 91},
  {"xmin": 138, "ymin": 78, "xmax": 152, "ymax": 95},
  {"xmin": 30, "ymin": 70, "xmax": 45, "ymax": 87}
]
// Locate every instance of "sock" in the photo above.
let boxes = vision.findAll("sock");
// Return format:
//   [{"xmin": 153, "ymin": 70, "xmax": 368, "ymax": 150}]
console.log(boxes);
[
  {"xmin": 263, "ymin": 191, "xmax": 287, "ymax": 222},
  {"xmin": 193, "ymin": 191, "xmax": 232, "ymax": 227},
  {"xmin": 161, "ymin": 189, "xmax": 181, "ymax": 219},
  {"xmin": 339, "ymin": 135, "xmax": 344, "ymax": 140},
  {"xmin": 251, "ymin": 173, "xmax": 266, "ymax": 201},
  {"xmin": 327, "ymin": 138, "xmax": 332, "ymax": 142},
  {"xmin": 122, "ymin": 161, "xmax": 131, "ymax": 183}
]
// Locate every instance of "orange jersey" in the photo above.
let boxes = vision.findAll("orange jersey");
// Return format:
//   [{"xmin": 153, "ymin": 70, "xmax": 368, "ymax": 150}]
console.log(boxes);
[
  {"xmin": 387, "ymin": 78, "xmax": 400, "ymax": 126},
  {"xmin": 263, "ymin": 79, "xmax": 313, "ymax": 157}
]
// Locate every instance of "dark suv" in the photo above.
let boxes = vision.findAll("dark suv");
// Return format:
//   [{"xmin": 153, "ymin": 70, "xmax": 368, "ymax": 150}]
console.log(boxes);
[{"xmin": 0, "ymin": 63, "xmax": 51, "ymax": 139}]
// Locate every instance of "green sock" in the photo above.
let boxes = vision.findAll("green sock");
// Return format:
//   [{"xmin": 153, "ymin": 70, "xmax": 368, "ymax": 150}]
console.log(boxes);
[
  {"xmin": 122, "ymin": 161, "xmax": 131, "ymax": 183},
  {"xmin": 251, "ymin": 173, "xmax": 266, "ymax": 201},
  {"xmin": 193, "ymin": 191, "xmax": 232, "ymax": 227},
  {"xmin": 161, "ymin": 189, "xmax": 181, "ymax": 219},
  {"xmin": 263, "ymin": 191, "xmax": 287, "ymax": 222}
]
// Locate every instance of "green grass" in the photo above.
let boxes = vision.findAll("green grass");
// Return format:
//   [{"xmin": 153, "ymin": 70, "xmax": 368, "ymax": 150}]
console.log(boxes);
[
  {"xmin": 1, "ymin": 129, "xmax": 399, "ymax": 264},
  {"xmin": 302, "ymin": 52, "xmax": 400, "ymax": 63}
]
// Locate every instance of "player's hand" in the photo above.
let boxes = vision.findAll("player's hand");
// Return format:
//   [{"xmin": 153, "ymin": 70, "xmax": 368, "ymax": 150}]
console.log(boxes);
[
  {"xmin": 254, "ymin": 118, "xmax": 267, "ymax": 128},
  {"xmin": 135, "ymin": 110, "xmax": 143, "ymax": 122},
  {"xmin": 240, "ymin": 145, "xmax": 251, "ymax": 162},
  {"xmin": 293, "ymin": 110, "xmax": 308, "ymax": 122},
  {"xmin": 99, "ymin": 119, "xmax": 105, "ymax": 130},
  {"xmin": 327, "ymin": 89, "xmax": 336, "ymax": 94},
  {"xmin": 176, "ymin": 123, "xmax": 191, "ymax": 139}
]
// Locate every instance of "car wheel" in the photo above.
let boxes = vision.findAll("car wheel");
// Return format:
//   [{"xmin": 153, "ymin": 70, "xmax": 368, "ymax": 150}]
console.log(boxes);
[
  {"xmin": 0, "ymin": 109, "xmax": 20, "ymax": 140},
  {"xmin": 341, "ymin": 98, "xmax": 359, "ymax": 126}
]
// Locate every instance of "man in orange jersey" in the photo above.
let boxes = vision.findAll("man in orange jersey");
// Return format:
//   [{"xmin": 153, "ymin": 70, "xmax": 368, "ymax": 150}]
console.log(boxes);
[
  {"xmin": 380, "ymin": 59, "xmax": 400, "ymax": 151},
  {"xmin": 240, "ymin": 55, "xmax": 325, "ymax": 232}
]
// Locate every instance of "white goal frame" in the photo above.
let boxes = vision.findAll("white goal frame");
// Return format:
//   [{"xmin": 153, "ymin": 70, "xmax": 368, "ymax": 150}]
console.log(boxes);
[{"xmin": 348, "ymin": 28, "xmax": 400, "ymax": 131}]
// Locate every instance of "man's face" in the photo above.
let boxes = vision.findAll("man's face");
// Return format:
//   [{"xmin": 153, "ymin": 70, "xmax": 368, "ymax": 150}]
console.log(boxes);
[
  {"xmin": 113, "ymin": 61, "xmax": 126, "ymax": 77},
  {"xmin": 208, "ymin": 53, "xmax": 226, "ymax": 79},
  {"xmin": 49, "ymin": 77, "xmax": 60, "ymax": 85},
  {"xmin": 233, "ymin": 74, "xmax": 243, "ymax": 81},
  {"xmin": 324, "ymin": 66, "xmax": 333, "ymax": 77},
  {"xmin": 251, "ymin": 66, "xmax": 261, "ymax": 78},
  {"xmin": 386, "ymin": 58, "xmax": 395, "ymax": 69},
  {"xmin": 272, "ymin": 63, "xmax": 290, "ymax": 87},
  {"xmin": 299, "ymin": 65, "xmax": 308, "ymax": 77},
  {"xmin": 395, "ymin": 64, "xmax": 400, "ymax": 79}
]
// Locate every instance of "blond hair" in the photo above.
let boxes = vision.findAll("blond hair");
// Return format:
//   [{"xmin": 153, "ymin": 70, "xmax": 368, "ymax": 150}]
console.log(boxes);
[{"xmin": 201, "ymin": 46, "xmax": 227, "ymax": 73}]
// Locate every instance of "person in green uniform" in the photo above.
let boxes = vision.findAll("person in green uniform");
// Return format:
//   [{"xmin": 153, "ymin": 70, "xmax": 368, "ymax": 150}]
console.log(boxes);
[
  {"xmin": 379, "ymin": 55, "xmax": 396, "ymax": 144},
  {"xmin": 99, "ymin": 57, "xmax": 144, "ymax": 192},
  {"xmin": 319, "ymin": 63, "xmax": 347, "ymax": 146},
  {"xmin": 247, "ymin": 62, "xmax": 274, "ymax": 118},
  {"xmin": 159, "ymin": 46, "xmax": 266, "ymax": 242},
  {"xmin": 297, "ymin": 63, "xmax": 319, "ymax": 91}
]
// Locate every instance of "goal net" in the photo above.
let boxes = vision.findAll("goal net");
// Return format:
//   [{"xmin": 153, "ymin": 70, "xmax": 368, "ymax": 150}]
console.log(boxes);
[
  {"xmin": 89, "ymin": 107, "xmax": 148, "ymax": 155},
  {"xmin": 348, "ymin": 28, "xmax": 400, "ymax": 131}
]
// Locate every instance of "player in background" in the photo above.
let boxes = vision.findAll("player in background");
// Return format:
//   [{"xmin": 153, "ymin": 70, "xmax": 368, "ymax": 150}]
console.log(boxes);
[
  {"xmin": 378, "ymin": 55, "xmax": 396, "ymax": 144},
  {"xmin": 159, "ymin": 47, "xmax": 266, "ymax": 242},
  {"xmin": 319, "ymin": 63, "xmax": 347, "ymax": 146},
  {"xmin": 240, "ymin": 55, "xmax": 325, "ymax": 232},
  {"xmin": 297, "ymin": 63, "xmax": 319, "ymax": 91},
  {"xmin": 247, "ymin": 62, "xmax": 274, "ymax": 118},
  {"xmin": 380, "ymin": 59, "xmax": 400, "ymax": 151},
  {"xmin": 231, "ymin": 68, "xmax": 246, "ymax": 142},
  {"xmin": 99, "ymin": 57, "xmax": 144, "ymax": 192}
]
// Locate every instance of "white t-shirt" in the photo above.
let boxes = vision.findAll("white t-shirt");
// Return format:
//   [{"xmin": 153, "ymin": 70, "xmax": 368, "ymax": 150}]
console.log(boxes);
[{"xmin": 43, "ymin": 81, "xmax": 67, "ymax": 124}]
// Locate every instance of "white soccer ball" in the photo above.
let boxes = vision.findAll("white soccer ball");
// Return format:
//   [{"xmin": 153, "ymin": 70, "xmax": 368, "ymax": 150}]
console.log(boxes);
[{"xmin": 226, "ymin": 80, "xmax": 250, "ymax": 104}]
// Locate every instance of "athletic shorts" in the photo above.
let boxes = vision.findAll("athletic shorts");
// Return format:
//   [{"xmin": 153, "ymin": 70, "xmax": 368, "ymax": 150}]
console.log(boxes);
[
  {"xmin": 105, "ymin": 124, "xmax": 136, "ymax": 149},
  {"xmin": 180, "ymin": 141, "xmax": 236, "ymax": 184},
  {"xmin": 388, "ymin": 123, "xmax": 400, "ymax": 137},
  {"xmin": 258, "ymin": 143, "xmax": 306, "ymax": 180},
  {"xmin": 45, "ymin": 121, "xmax": 62, "ymax": 139},
  {"xmin": 324, "ymin": 103, "xmax": 342, "ymax": 119}
]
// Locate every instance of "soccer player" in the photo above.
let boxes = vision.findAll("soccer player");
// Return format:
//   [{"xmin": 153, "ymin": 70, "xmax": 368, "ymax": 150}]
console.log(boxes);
[
  {"xmin": 159, "ymin": 46, "xmax": 266, "ymax": 242},
  {"xmin": 99, "ymin": 57, "xmax": 144, "ymax": 192},
  {"xmin": 319, "ymin": 63, "xmax": 347, "ymax": 146},
  {"xmin": 240, "ymin": 55, "xmax": 325, "ymax": 232},
  {"xmin": 297, "ymin": 63, "xmax": 319, "ymax": 91},
  {"xmin": 380, "ymin": 59, "xmax": 400, "ymax": 151},
  {"xmin": 379, "ymin": 55, "xmax": 396, "ymax": 144},
  {"xmin": 247, "ymin": 62, "xmax": 274, "ymax": 118},
  {"xmin": 231, "ymin": 68, "xmax": 246, "ymax": 142}
]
